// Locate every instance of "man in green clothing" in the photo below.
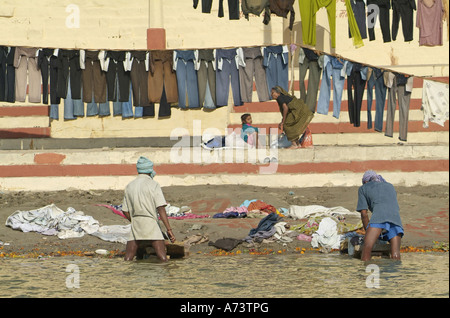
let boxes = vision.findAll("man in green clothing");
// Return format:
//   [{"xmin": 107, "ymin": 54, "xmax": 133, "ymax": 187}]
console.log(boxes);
[{"xmin": 122, "ymin": 156, "xmax": 176, "ymax": 262}]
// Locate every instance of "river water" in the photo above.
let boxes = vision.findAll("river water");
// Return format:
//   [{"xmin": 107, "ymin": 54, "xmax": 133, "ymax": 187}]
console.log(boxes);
[{"xmin": 0, "ymin": 252, "xmax": 448, "ymax": 298}]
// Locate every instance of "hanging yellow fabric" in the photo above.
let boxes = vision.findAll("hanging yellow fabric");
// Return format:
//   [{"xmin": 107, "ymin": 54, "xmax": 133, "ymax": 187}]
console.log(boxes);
[
  {"xmin": 345, "ymin": 0, "xmax": 364, "ymax": 48},
  {"xmin": 299, "ymin": 0, "xmax": 336, "ymax": 48}
]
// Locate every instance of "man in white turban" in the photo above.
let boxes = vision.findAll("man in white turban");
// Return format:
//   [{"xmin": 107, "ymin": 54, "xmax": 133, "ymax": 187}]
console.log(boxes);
[{"xmin": 122, "ymin": 156, "xmax": 176, "ymax": 261}]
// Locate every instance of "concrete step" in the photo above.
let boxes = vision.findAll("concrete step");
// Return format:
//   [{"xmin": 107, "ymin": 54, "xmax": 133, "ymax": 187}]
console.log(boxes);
[{"xmin": 0, "ymin": 144, "xmax": 448, "ymax": 191}]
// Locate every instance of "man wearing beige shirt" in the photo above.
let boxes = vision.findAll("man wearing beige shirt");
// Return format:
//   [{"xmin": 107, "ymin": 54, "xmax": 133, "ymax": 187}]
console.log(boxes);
[{"xmin": 122, "ymin": 156, "xmax": 176, "ymax": 261}]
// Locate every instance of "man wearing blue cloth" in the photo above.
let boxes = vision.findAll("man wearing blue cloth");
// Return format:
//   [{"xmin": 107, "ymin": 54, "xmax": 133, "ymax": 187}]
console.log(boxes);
[
  {"xmin": 122, "ymin": 156, "xmax": 176, "ymax": 261},
  {"xmin": 357, "ymin": 170, "xmax": 404, "ymax": 261}
]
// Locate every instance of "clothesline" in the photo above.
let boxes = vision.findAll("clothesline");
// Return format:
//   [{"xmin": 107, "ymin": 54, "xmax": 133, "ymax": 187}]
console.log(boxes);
[{"xmin": 2, "ymin": 42, "xmax": 448, "ymax": 86}]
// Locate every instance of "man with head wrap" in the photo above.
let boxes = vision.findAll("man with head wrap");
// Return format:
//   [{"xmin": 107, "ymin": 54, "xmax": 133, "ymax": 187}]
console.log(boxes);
[
  {"xmin": 122, "ymin": 156, "xmax": 176, "ymax": 261},
  {"xmin": 356, "ymin": 170, "xmax": 404, "ymax": 261}
]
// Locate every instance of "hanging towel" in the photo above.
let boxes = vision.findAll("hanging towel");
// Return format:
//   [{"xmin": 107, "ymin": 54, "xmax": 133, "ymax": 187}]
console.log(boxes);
[{"xmin": 421, "ymin": 79, "xmax": 449, "ymax": 128}]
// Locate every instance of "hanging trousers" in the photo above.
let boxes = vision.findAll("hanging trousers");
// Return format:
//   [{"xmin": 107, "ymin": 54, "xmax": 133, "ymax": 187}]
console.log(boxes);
[
  {"xmin": 175, "ymin": 50, "xmax": 200, "ymax": 109},
  {"xmin": 82, "ymin": 50, "xmax": 107, "ymax": 104},
  {"xmin": 48, "ymin": 54, "xmax": 60, "ymax": 105},
  {"xmin": 317, "ymin": 56, "xmax": 345, "ymax": 119},
  {"xmin": 385, "ymin": 74, "xmax": 412, "ymax": 142},
  {"xmin": 367, "ymin": 0, "xmax": 391, "ymax": 42},
  {"xmin": 239, "ymin": 47, "xmax": 270, "ymax": 103},
  {"xmin": 299, "ymin": 48, "xmax": 321, "ymax": 113},
  {"xmin": 219, "ymin": 0, "xmax": 240, "ymax": 19},
  {"xmin": 347, "ymin": 63, "xmax": 367, "ymax": 128},
  {"xmin": 0, "ymin": 47, "xmax": 7, "ymax": 101},
  {"xmin": 63, "ymin": 76, "xmax": 84, "ymax": 119},
  {"xmin": 148, "ymin": 50, "xmax": 178, "ymax": 104},
  {"xmin": 130, "ymin": 51, "xmax": 151, "ymax": 107},
  {"xmin": 49, "ymin": 51, "xmax": 60, "ymax": 120},
  {"xmin": 216, "ymin": 49, "xmax": 242, "ymax": 107},
  {"xmin": 4, "ymin": 47, "xmax": 15, "ymax": 103},
  {"xmin": 392, "ymin": 0, "xmax": 416, "ymax": 42},
  {"xmin": 37, "ymin": 48, "xmax": 54, "ymax": 105},
  {"xmin": 56, "ymin": 49, "xmax": 82, "ymax": 100},
  {"xmin": 348, "ymin": 0, "xmax": 367, "ymax": 39},
  {"xmin": 105, "ymin": 51, "xmax": 130, "ymax": 102},
  {"xmin": 263, "ymin": 45, "xmax": 289, "ymax": 94},
  {"xmin": 366, "ymin": 68, "xmax": 387, "ymax": 131},
  {"xmin": 197, "ymin": 49, "xmax": 216, "ymax": 108},
  {"xmin": 14, "ymin": 47, "xmax": 41, "ymax": 103},
  {"xmin": 193, "ymin": 0, "xmax": 213, "ymax": 13}
]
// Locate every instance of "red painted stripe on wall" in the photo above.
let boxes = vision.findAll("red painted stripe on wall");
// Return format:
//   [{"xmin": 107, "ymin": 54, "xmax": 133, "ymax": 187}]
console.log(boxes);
[
  {"xmin": 228, "ymin": 120, "xmax": 449, "ymax": 133},
  {"xmin": 0, "ymin": 128, "xmax": 51, "ymax": 139},
  {"xmin": 0, "ymin": 106, "xmax": 50, "ymax": 117},
  {"xmin": 0, "ymin": 160, "xmax": 448, "ymax": 178}
]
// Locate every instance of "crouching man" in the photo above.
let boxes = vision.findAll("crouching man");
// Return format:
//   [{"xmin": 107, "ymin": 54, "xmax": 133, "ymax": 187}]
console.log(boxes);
[{"xmin": 122, "ymin": 156, "xmax": 176, "ymax": 262}]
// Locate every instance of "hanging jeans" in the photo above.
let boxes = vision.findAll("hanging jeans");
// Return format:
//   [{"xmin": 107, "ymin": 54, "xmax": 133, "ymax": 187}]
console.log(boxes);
[
  {"xmin": 14, "ymin": 47, "xmax": 41, "ymax": 103},
  {"xmin": 239, "ymin": 47, "xmax": 270, "ymax": 103},
  {"xmin": 385, "ymin": 74, "xmax": 412, "ymax": 142},
  {"xmin": 392, "ymin": 0, "xmax": 416, "ymax": 42},
  {"xmin": 367, "ymin": 0, "xmax": 391, "ymax": 42},
  {"xmin": 317, "ymin": 56, "xmax": 345, "ymax": 119},
  {"xmin": 175, "ymin": 50, "xmax": 200, "ymax": 109},
  {"xmin": 263, "ymin": 45, "xmax": 289, "ymax": 94},
  {"xmin": 197, "ymin": 49, "xmax": 216, "ymax": 109},
  {"xmin": 216, "ymin": 49, "xmax": 242, "ymax": 107},
  {"xmin": 64, "ymin": 77, "xmax": 84, "ymax": 120},
  {"xmin": 120, "ymin": 82, "xmax": 134, "ymax": 118},
  {"xmin": 347, "ymin": 63, "xmax": 367, "ymax": 128},
  {"xmin": 98, "ymin": 100, "xmax": 111, "ymax": 117},
  {"xmin": 299, "ymin": 48, "xmax": 321, "ymax": 113},
  {"xmin": 366, "ymin": 68, "xmax": 387, "ymax": 131},
  {"xmin": 50, "ymin": 104, "xmax": 59, "ymax": 119}
]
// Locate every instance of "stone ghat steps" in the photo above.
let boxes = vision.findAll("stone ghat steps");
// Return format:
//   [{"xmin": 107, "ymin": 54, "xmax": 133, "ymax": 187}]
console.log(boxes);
[
  {"xmin": 0, "ymin": 144, "xmax": 448, "ymax": 191},
  {"xmin": 0, "ymin": 77, "xmax": 448, "ymax": 146}
]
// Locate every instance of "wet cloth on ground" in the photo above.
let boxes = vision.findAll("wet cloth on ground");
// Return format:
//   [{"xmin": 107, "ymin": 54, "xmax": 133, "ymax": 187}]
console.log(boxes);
[{"xmin": 5, "ymin": 204, "xmax": 130, "ymax": 244}]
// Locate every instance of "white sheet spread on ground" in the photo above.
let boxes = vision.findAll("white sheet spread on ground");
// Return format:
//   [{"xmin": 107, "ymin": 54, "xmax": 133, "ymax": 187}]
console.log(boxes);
[
  {"xmin": 286, "ymin": 205, "xmax": 360, "ymax": 220},
  {"xmin": 5, "ymin": 204, "xmax": 130, "ymax": 244}
]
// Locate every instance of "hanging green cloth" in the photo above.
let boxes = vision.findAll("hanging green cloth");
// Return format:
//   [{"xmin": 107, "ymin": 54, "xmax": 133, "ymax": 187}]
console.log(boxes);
[
  {"xmin": 345, "ymin": 0, "xmax": 364, "ymax": 48},
  {"xmin": 298, "ymin": 0, "xmax": 336, "ymax": 48}
]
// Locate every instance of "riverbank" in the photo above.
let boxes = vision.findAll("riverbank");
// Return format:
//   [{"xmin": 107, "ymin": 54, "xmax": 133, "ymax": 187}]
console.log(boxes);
[{"xmin": 0, "ymin": 184, "xmax": 448, "ymax": 259}]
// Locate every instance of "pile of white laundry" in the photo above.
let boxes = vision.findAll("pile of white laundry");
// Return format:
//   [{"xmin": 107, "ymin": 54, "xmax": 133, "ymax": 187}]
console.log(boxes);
[
  {"xmin": 5, "ymin": 204, "xmax": 130, "ymax": 244},
  {"xmin": 286, "ymin": 205, "xmax": 361, "ymax": 251}
]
